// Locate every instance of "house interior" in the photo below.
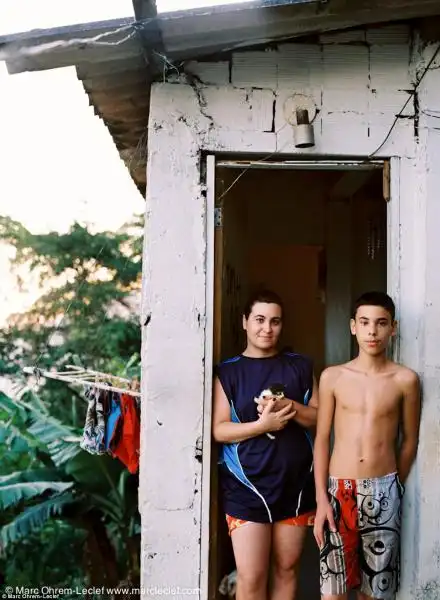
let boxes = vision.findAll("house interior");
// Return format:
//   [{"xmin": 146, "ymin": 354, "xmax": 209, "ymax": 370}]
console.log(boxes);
[{"xmin": 211, "ymin": 160, "xmax": 387, "ymax": 599}]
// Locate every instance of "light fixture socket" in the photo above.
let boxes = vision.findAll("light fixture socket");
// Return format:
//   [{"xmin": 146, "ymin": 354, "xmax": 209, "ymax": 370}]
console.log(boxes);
[{"xmin": 294, "ymin": 109, "xmax": 315, "ymax": 148}]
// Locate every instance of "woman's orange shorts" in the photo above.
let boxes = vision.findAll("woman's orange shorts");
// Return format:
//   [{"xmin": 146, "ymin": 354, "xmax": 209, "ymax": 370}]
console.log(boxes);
[{"xmin": 225, "ymin": 510, "xmax": 315, "ymax": 536}]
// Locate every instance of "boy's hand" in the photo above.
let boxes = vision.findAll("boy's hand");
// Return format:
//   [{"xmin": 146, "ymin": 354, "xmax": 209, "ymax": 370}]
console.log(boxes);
[
  {"xmin": 258, "ymin": 399, "xmax": 297, "ymax": 433},
  {"xmin": 313, "ymin": 499, "xmax": 337, "ymax": 549}
]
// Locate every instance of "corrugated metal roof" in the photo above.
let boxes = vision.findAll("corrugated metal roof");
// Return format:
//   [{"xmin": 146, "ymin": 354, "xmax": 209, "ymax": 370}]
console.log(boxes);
[
  {"xmin": 2, "ymin": 0, "xmax": 440, "ymax": 196},
  {"xmin": 156, "ymin": 0, "xmax": 440, "ymax": 59}
]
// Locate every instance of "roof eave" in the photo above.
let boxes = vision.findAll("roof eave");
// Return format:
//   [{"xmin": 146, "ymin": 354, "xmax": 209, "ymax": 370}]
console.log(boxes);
[{"xmin": 155, "ymin": 0, "xmax": 440, "ymax": 59}]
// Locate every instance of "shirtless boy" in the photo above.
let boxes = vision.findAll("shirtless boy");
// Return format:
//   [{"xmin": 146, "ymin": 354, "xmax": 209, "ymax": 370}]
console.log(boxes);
[{"xmin": 313, "ymin": 291, "xmax": 421, "ymax": 600}]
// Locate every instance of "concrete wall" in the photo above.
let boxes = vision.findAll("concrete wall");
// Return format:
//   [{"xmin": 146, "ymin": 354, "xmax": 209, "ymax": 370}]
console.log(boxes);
[{"xmin": 141, "ymin": 22, "xmax": 440, "ymax": 599}]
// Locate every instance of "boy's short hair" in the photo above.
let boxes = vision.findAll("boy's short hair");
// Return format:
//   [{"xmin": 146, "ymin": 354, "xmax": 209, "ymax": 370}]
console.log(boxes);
[
  {"xmin": 243, "ymin": 289, "xmax": 284, "ymax": 319},
  {"xmin": 352, "ymin": 291, "xmax": 396, "ymax": 321}
]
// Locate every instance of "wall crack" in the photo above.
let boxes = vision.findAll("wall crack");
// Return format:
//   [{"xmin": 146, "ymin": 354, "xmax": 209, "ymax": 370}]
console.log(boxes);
[{"xmin": 184, "ymin": 73, "xmax": 216, "ymax": 131}]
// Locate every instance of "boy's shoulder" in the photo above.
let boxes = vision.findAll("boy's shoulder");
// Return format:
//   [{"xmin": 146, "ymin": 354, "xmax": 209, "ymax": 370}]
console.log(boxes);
[
  {"xmin": 320, "ymin": 363, "xmax": 347, "ymax": 383},
  {"xmin": 391, "ymin": 362, "xmax": 420, "ymax": 387}
]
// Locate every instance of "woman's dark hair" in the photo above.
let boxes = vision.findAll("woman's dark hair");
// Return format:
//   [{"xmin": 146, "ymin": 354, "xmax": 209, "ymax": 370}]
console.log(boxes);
[
  {"xmin": 352, "ymin": 291, "xmax": 396, "ymax": 321},
  {"xmin": 243, "ymin": 289, "xmax": 284, "ymax": 319}
]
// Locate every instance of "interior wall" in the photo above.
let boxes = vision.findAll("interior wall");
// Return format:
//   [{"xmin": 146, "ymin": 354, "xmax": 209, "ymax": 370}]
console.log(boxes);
[
  {"xmin": 325, "ymin": 198, "xmax": 353, "ymax": 366},
  {"xmin": 350, "ymin": 180, "xmax": 388, "ymax": 357},
  {"xmin": 220, "ymin": 168, "xmax": 386, "ymax": 370},
  {"xmin": 217, "ymin": 174, "xmax": 250, "ymax": 361},
  {"xmin": 243, "ymin": 170, "xmax": 327, "ymax": 246},
  {"xmin": 352, "ymin": 188, "xmax": 388, "ymax": 299},
  {"xmin": 221, "ymin": 169, "xmax": 339, "ymax": 374},
  {"xmin": 248, "ymin": 243, "xmax": 326, "ymax": 374}
]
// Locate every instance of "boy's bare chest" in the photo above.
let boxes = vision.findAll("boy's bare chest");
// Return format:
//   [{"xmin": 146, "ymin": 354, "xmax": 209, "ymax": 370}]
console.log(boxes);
[{"xmin": 334, "ymin": 374, "xmax": 402, "ymax": 416}]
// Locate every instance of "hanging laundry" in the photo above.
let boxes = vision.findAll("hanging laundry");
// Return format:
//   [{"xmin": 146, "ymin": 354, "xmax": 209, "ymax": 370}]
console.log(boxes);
[
  {"xmin": 104, "ymin": 391, "xmax": 122, "ymax": 450},
  {"xmin": 79, "ymin": 380, "xmax": 141, "ymax": 474},
  {"xmin": 80, "ymin": 386, "xmax": 108, "ymax": 455},
  {"xmin": 109, "ymin": 393, "xmax": 140, "ymax": 474}
]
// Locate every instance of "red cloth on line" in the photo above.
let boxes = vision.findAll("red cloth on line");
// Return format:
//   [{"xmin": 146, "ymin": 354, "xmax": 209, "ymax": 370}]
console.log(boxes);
[{"xmin": 109, "ymin": 393, "xmax": 140, "ymax": 474}]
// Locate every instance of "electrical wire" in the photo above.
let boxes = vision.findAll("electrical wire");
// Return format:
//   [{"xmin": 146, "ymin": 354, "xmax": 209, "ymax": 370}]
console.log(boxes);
[
  {"xmin": 368, "ymin": 43, "xmax": 440, "ymax": 157},
  {"xmin": 217, "ymin": 122, "xmax": 291, "ymax": 202}
]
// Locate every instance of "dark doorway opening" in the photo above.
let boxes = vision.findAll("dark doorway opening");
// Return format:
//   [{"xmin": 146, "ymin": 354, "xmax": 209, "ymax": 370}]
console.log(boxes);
[{"xmin": 210, "ymin": 161, "xmax": 387, "ymax": 600}]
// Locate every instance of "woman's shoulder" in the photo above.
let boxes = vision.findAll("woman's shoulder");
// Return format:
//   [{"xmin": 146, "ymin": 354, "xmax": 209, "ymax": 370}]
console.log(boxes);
[
  {"xmin": 215, "ymin": 354, "xmax": 243, "ymax": 375},
  {"xmin": 281, "ymin": 348, "xmax": 312, "ymax": 362},
  {"xmin": 220, "ymin": 354, "xmax": 243, "ymax": 365},
  {"xmin": 280, "ymin": 350, "xmax": 313, "ymax": 370}
]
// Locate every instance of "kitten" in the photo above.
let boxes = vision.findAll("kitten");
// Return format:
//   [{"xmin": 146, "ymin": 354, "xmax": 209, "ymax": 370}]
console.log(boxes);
[{"xmin": 255, "ymin": 383, "xmax": 286, "ymax": 440}]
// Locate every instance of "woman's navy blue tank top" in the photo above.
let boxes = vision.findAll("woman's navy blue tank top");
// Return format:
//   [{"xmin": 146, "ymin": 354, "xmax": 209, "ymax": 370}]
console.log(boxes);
[{"xmin": 216, "ymin": 351, "xmax": 316, "ymax": 523}]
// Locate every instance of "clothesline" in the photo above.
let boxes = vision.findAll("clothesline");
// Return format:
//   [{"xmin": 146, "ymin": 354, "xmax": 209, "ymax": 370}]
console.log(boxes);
[
  {"xmin": 22, "ymin": 364, "xmax": 141, "ymax": 473},
  {"xmin": 65, "ymin": 365, "xmax": 133, "ymax": 384},
  {"xmin": 23, "ymin": 365, "xmax": 142, "ymax": 398}
]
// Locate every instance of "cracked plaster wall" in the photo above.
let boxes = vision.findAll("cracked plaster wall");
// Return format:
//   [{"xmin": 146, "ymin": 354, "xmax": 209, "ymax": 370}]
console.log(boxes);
[{"xmin": 140, "ymin": 24, "xmax": 440, "ymax": 599}]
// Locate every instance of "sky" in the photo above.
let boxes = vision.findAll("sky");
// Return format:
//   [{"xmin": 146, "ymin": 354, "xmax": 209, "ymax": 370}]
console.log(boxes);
[
  {"xmin": 0, "ymin": 0, "xmax": 253, "ymax": 34},
  {"xmin": 0, "ymin": 62, "xmax": 145, "ymax": 323},
  {"xmin": 0, "ymin": 0, "xmax": 253, "ymax": 325}
]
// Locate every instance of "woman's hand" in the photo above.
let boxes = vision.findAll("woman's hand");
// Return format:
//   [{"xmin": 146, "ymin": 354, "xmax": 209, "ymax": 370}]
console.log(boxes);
[
  {"xmin": 255, "ymin": 396, "xmax": 292, "ymax": 414},
  {"xmin": 258, "ymin": 399, "xmax": 297, "ymax": 433}
]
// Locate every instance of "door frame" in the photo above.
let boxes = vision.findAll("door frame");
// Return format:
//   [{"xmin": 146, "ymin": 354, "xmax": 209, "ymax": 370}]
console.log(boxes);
[
  {"xmin": 199, "ymin": 154, "xmax": 400, "ymax": 599},
  {"xmin": 200, "ymin": 155, "xmax": 217, "ymax": 600}
]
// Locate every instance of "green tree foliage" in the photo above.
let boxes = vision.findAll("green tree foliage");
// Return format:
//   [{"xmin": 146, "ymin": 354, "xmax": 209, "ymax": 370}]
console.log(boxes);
[
  {"xmin": 0, "ymin": 216, "xmax": 143, "ymax": 375},
  {"xmin": 0, "ymin": 215, "xmax": 143, "ymax": 589}
]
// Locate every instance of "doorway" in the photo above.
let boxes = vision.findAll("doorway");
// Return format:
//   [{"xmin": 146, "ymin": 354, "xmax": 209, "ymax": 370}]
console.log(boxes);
[{"xmin": 208, "ymin": 158, "xmax": 388, "ymax": 600}]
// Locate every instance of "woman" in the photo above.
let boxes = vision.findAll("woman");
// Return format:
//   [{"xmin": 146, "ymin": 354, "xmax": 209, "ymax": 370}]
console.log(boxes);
[{"xmin": 213, "ymin": 289, "xmax": 318, "ymax": 600}]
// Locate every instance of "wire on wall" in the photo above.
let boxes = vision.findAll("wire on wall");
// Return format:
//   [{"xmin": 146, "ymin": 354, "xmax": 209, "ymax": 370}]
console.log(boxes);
[
  {"xmin": 216, "ymin": 123, "xmax": 291, "ymax": 203},
  {"xmin": 368, "ymin": 42, "xmax": 440, "ymax": 157},
  {"xmin": 217, "ymin": 42, "xmax": 440, "ymax": 202}
]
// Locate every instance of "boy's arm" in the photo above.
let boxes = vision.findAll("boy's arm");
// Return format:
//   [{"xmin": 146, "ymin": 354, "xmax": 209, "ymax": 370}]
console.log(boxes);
[
  {"xmin": 397, "ymin": 370, "xmax": 421, "ymax": 483},
  {"xmin": 313, "ymin": 368, "xmax": 337, "ymax": 548},
  {"xmin": 314, "ymin": 368, "xmax": 336, "ymax": 503}
]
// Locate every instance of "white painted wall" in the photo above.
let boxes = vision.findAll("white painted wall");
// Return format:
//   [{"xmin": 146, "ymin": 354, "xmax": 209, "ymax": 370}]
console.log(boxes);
[{"xmin": 142, "ymin": 23, "xmax": 440, "ymax": 599}]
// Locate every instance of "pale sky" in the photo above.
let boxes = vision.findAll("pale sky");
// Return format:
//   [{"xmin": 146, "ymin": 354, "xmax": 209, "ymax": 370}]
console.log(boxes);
[
  {"xmin": 0, "ymin": 0, "xmax": 253, "ymax": 34},
  {"xmin": 0, "ymin": 62, "xmax": 145, "ymax": 323},
  {"xmin": 0, "ymin": 0, "xmax": 252, "ymax": 324}
]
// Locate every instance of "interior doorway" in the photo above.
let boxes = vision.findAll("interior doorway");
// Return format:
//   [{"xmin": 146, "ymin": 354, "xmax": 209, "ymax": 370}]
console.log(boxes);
[{"xmin": 208, "ymin": 158, "xmax": 388, "ymax": 600}]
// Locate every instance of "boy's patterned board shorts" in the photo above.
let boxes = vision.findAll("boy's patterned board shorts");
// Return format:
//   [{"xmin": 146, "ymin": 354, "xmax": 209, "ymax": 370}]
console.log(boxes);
[{"xmin": 320, "ymin": 472, "xmax": 404, "ymax": 600}]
